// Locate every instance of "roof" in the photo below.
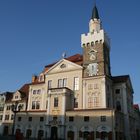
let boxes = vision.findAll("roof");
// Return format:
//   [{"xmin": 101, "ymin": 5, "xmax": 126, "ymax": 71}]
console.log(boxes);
[
  {"xmin": 5, "ymin": 92, "xmax": 14, "ymax": 102},
  {"xmin": 45, "ymin": 54, "xmax": 83, "ymax": 68},
  {"xmin": 112, "ymin": 75, "xmax": 130, "ymax": 83},
  {"xmin": 92, "ymin": 5, "xmax": 100, "ymax": 20},
  {"xmin": 18, "ymin": 84, "xmax": 30, "ymax": 100},
  {"xmin": 133, "ymin": 104, "xmax": 139, "ymax": 110}
]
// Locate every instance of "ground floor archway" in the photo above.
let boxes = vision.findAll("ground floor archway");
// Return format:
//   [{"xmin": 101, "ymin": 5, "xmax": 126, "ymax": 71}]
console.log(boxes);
[
  {"xmin": 3, "ymin": 126, "xmax": 9, "ymax": 136},
  {"xmin": 37, "ymin": 130, "xmax": 44, "ymax": 140},
  {"xmin": 96, "ymin": 131, "xmax": 112, "ymax": 140},
  {"xmin": 26, "ymin": 129, "xmax": 32, "ymax": 139},
  {"xmin": 67, "ymin": 131, "xmax": 74, "ymax": 140}
]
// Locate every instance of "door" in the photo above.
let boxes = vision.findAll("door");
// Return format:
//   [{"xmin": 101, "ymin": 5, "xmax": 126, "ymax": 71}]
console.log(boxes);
[
  {"xmin": 67, "ymin": 131, "xmax": 74, "ymax": 140},
  {"xmin": 51, "ymin": 126, "xmax": 58, "ymax": 140},
  {"xmin": 3, "ymin": 126, "xmax": 9, "ymax": 136}
]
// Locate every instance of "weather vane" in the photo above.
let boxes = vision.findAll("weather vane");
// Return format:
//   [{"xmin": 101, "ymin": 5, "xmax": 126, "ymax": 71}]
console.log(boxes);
[{"xmin": 62, "ymin": 52, "xmax": 66, "ymax": 58}]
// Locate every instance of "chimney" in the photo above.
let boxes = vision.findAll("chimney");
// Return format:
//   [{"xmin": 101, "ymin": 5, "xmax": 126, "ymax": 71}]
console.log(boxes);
[{"xmin": 32, "ymin": 75, "xmax": 38, "ymax": 83}]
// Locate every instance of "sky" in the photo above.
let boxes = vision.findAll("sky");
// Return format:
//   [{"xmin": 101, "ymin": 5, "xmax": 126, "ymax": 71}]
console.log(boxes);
[{"xmin": 0, "ymin": 0, "xmax": 140, "ymax": 105}]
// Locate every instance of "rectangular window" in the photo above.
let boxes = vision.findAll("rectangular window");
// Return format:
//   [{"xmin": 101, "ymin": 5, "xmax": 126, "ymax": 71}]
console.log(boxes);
[
  {"xmin": 18, "ymin": 117, "xmax": 21, "ymax": 122},
  {"xmin": 0, "ymin": 115, "xmax": 3, "ymax": 120},
  {"xmin": 48, "ymin": 80, "xmax": 52, "ymax": 89},
  {"xmin": 28, "ymin": 117, "xmax": 32, "ymax": 122},
  {"xmin": 40, "ymin": 117, "xmax": 44, "ymax": 122},
  {"xmin": 6, "ymin": 105, "xmax": 11, "ymax": 110},
  {"xmin": 46, "ymin": 100, "xmax": 48, "ymax": 109},
  {"xmin": 11, "ymin": 114, "xmax": 14, "ymax": 120},
  {"xmin": 88, "ymin": 84, "xmax": 93, "ymax": 90},
  {"xmin": 84, "ymin": 116, "xmax": 89, "ymax": 122},
  {"xmin": 33, "ymin": 90, "xmax": 36, "ymax": 95},
  {"xmin": 115, "ymin": 89, "xmax": 120, "ymax": 94},
  {"xmin": 88, "ymin": 97, "xmax": 93, "ymax": 108},
  {"xmin": 32, "ymin": 101, "xmax": 40, "ymax": 109},
  {"xmin": 0, "ymin": 106, "xmax": 4, "ymax": 111},
  {"xmin": 54, "ymin": 97, "xmax": 58, "ymax": 107},
  {"xmin": 53, "ymin": 116, "xmax": 57, "ymax": 121},
  {"xmin": 74, "ymin": 77, "xmax": 79, "ymax": 90},
  {"xmin": 32, "ymin": 101, "xmax": 36, "ymax": 109},
  {"xmin": 94, "ymin": 84, "xmax": 98, "ymax": 89},
  {"xmin": 101, "ymin": 116, "xmax": 106, "ymax": 122},
  {"xmin": 36, "ymin": 101, "xmax": 40, "ymax": 109},
  {"xmin": 94, "ymin": 97, "xmax": 99, "ymax": 107},
  {"xmin": 58, "ymin": 79, "xmax": 63, "ymax": 88},
  {"xmin": 37, "ymin": 89, "xmax": 41, "ymax": 94},
  {"xmin": 5, "ymin": 115, "xmax": 9, "ymax": 120},
  {"xmin": 63, "ymin": 78, "xmax": 67, "ymax": 87},
  {"xmin": 74, "ymin": 98, "xmax": 78, "ymax": 108},
  {"xmin": 69, "ymin": 116, "xmax": 74, "ymax": 122}
]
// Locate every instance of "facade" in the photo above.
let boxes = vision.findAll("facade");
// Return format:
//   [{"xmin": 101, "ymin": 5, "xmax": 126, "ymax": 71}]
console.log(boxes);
[{"xmin": 0, "ymin": 4, "xmax": 140, "ymax": 140}]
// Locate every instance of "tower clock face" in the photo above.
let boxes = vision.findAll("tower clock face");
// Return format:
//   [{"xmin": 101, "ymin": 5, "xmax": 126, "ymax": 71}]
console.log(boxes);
[{"xmin": 87, "ymin": 63, "xmax": 98, "ymax": 76}]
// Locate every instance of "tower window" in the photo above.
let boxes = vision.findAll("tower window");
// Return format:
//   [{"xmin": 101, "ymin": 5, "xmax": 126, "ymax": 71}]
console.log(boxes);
[{"xmin": 88, "ymin": 97, "xmax": 93, "ymax": 108}]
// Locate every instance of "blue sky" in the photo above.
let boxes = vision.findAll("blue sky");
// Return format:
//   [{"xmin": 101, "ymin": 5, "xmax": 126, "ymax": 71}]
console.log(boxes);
[{"xmin": 0, "ymin": 0, "xmax": 140, "ymax": 105}]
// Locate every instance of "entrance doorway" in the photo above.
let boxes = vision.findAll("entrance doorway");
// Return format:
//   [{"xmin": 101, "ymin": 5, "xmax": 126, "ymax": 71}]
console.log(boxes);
[
  {"xmin": 51, "ymin": 126, "xmax": 58, "ymax": 140},
  {"xmin": 67, "ymin": 131, "xmax": 74, "ymax": 140},
  {"xmin": 38, "ymin": 130, "xmax": 44, "ymax": 140},
  {"xmin": 3, "ymin": 126, "xmax": 9, "ymax": 135}
]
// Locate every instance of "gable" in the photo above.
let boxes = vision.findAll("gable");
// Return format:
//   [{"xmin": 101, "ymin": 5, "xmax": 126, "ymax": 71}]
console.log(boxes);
[
  {"xmin": 12, "ymin": 91, "xmax": 21, "ymax": 101},
  {"xmin": 46, "ymin": 59, "xmax": 83, "ymax": 75}
]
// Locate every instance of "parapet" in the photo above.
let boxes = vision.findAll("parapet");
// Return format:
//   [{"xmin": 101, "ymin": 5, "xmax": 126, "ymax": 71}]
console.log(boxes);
[{"xmin": 81, "ymin": 29, "xmax": 110, "ymax": 48}]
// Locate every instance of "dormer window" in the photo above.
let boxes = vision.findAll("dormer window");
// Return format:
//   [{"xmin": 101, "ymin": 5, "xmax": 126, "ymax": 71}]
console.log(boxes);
[
  {"xmin": 15, "ymin": 96, "xmax": 18, "ymax": 99},
  {"xmin": 39, "ymin": 75, "xmax": 44, "ymax": 82}
]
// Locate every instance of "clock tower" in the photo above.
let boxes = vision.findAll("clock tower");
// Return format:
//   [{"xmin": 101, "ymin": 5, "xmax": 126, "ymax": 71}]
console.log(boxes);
[{"xmin": 81, "ymin": 5, "xmax": 111, "ymax": 78}]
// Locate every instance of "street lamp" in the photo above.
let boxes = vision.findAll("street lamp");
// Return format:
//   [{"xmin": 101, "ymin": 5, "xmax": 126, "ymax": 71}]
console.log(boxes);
[{"xmin": 11, "ymin": 101, "xmax": 22, "ymax": 136}]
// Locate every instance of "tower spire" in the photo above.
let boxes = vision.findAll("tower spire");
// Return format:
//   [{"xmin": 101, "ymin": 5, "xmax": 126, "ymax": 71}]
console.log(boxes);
[{"xmin": 91, "ymin": 3, "xmax": 99, "ymax": 20}]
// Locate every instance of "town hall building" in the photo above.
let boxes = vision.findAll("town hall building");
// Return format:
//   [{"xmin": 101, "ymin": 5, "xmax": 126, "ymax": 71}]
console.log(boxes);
[{"xmin": 0, "ymin": 4, "xmax": 140, "ymax": 140}]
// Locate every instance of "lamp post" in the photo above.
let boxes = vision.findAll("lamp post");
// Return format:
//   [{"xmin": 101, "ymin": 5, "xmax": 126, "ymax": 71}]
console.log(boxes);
[{"xmin": 11, "ymin": 101, "xmax": 21, "ymax": 136}]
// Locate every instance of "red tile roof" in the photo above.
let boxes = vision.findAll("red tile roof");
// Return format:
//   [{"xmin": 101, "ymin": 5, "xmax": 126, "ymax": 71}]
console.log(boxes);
[
  {"xmin": 18, "ymin": 84, "xmax": 30, "ymax": 100},
  {"xmin": 5, "ymin": 92, "xmax": 14, "ymax": 102},
  {"xmin": 45, "ymin": 54, "xmax": 83, "ymax": 68},
  {"xmin": 133, "ymin": 104, "xmax": 139, "ymax": 110}
]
